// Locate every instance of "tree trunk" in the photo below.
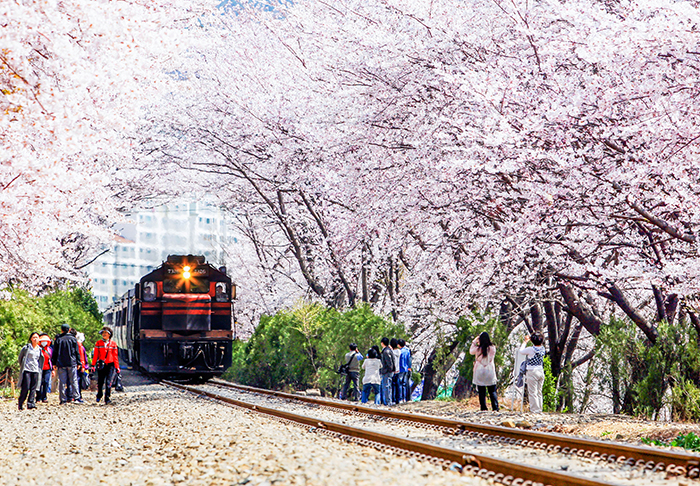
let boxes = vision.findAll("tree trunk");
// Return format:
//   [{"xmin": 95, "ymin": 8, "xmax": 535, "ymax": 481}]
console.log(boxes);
[
  {"xmin": 606, "ymin": 283, "xmax": 658, "ymax": 343},
  {"xmin": 452, "ymin": 374, "xmax": 471, "ymax": 400},
  {"xmin": 421, "ymin": 338, "xmax": 462, "ymax": 401},
  {"xmin": 558, "ymin": 283, "xmax": 603, "ymax": 336}
]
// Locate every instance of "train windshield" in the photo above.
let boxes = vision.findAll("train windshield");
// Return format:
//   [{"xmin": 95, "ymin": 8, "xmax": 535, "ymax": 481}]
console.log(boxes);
[{"xmin": 163, "ymin": 278, "xmax": 210, "ymax": 293}]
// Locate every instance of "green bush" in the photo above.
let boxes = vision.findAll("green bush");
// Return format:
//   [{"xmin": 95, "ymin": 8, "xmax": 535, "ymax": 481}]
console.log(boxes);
[
  {"xmin": 223, "ymin": 302, "xmax": 406, "ymax": 395},
  {"xmin": 642, "ymin": 432, "xmax": 700, "ymax": 452},
  {"xmin": 542, "ymin": 356, "xmax": 558, "ymax": 412},
  {"xmin": 0, "ymin": 286, "xmax": 103, "ymax": 377},
  {"xmin": 670, "ymin": 378, "xmax": 700, "ymax": 422},
  {"xmin": 596, "ymin": 317, "xmax": 700, "ymax": 420}
]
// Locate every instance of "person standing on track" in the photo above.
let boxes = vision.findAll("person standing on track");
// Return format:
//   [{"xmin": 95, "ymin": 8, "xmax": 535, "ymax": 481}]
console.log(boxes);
[{"xmin": 92, "ymin": 327, "xmax": 120, "ymax": 405}]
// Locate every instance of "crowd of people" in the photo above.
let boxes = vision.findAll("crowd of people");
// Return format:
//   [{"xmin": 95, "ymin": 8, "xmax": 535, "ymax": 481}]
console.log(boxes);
[
  {"xmin": 18, "ymin": 324, "xmax": 547, "ymax": 413},
  {"xmin": 338, "ymin": 337, "xmax": 412, "ymax": 406},
  {"xmin": 339, "ymin": 331, "xmax": 547, "ymax": 413},
  {"xmin": 17, "ymin": 324, "xmax": 121, "ymax": 411}
]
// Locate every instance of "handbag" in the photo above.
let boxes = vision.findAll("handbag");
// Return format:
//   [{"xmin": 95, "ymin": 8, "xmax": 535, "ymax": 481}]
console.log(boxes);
[
  {"xmin": 515, "ymin": 360, "xmax": 527, "ymax": 388},
  {"xmin": 96, "ymin": 359, "xmax": 105, "ymax": 371},
  {"xmin": 79, "ymin": 371, "xmax": 91, "ymax": 390},
  {"xmin": 110, "ymin": 371, "xmax": 124, "ymax": 391}
]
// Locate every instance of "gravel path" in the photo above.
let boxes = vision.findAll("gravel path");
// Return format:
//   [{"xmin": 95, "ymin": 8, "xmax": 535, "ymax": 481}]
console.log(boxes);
[{"xmin": 0, "ymin": 370, "xmax": 488, "ymax": 486}]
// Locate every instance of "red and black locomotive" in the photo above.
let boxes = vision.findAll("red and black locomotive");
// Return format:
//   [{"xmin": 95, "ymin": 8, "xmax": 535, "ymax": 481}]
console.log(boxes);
[{"xmin": 105, "ymin": 255, "xmax": 235, "ymax": 381}]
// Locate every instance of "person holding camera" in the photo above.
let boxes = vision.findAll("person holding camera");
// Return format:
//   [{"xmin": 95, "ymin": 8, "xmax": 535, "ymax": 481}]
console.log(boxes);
[
  {"xmin": 92, "ymin": 327, "xmax": 120, "ymax": 404},
  {"xmin": 340, "ymin": 343, "xmax": 362, "ymax": 401},
  {"xmin": 519, "ymin": 332, "xmax": 546, "ymax": 413},
  {"xmin": 469, "ymin": 332, "xmax": 499, "ymax": 412}
]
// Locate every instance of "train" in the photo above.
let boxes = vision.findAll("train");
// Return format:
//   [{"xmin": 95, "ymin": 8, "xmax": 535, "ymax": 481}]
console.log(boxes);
[{"xmin": 104, "ymin": 254, "xmax": 235, "ymax": 382}]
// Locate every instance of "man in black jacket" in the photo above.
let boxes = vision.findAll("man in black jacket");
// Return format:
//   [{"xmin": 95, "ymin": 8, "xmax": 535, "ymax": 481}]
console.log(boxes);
[
  {"xmin": 53, "ymin": 323, "xmax": 82, "ymax": 404},
  {"xmin": 379, "ymin": 337, "xmax": 395, "ymax": 406}
]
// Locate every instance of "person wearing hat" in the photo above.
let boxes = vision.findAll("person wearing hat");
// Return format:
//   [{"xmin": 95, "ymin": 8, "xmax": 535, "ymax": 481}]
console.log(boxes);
[
  {"xmin": 36, "ymin": 334, "xmax": 54, "ymax": 403},
  {"xmin": 53, "ymin": 323, "xmax": 82, "ymax": 404},
  {"xmin": 92, "ymin": 327, "xmax": 120, "ymax": 404},
  {"xmin": 340, "ymin": 343, "xmax": 363, "ymax": 401}
]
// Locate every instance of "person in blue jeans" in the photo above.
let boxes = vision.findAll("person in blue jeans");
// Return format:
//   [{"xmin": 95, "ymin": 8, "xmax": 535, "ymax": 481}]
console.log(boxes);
[
  {"xmin": 340, "ymin": 343, "xmax": 363, "ymax": 401},
  {"xmin": 361, "ymin": 348, "xmax": 382, "ymax": 404},
  {"xmin": 36, "ymin": 334, "xmax": 53, "ymax": 403},
  {"xmin": 379, "ymin": 337, "xmax": 395, "ymax": 405},
  {"xmin": 398, "ymin": 339, "xmax": 412, "ymax": 403}
]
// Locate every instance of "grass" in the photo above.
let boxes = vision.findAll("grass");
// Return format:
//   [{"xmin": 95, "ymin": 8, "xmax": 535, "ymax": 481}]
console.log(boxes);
[{"xmin": 642, "ymin": 432, "xmax": 700, "ymax": 452}]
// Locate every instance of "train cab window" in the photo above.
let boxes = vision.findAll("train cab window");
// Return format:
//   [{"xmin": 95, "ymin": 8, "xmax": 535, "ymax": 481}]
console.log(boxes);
[
  {"xmin": 215, "ymin": 282, "xmax": 228, "ymax": 302},
  {"xmin": 143, "ymin": 282, "xmax": 156, "ymax": 301},
  {"xmin": 189, "ymin": 278, "xmax": 209, "ymax": 293}
]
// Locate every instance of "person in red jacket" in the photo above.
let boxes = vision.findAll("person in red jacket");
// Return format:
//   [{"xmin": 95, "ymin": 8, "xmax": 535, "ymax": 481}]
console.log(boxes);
[
  {"xmin": 37, "ymin": 334, "xmax": 54, "ymax": 403},
  {"xmin": 92, "ymin": 327, "xmax": 120, "ymax": 405}
]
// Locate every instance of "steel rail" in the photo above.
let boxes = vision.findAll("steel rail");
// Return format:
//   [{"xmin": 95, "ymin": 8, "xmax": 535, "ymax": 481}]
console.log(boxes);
[
  {"xmin": 210, "ymin": 379, "xmax": 700, "ymax": 477},
  {"xmin": 163, "ymin": 380, "xmax": 618, "ymax": 486}
]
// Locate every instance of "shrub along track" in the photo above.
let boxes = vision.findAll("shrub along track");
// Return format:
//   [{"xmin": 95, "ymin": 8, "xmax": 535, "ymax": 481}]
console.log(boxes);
[{"xmin": 162, "ymin": 379, "xmax": 699, "ymax": 486}]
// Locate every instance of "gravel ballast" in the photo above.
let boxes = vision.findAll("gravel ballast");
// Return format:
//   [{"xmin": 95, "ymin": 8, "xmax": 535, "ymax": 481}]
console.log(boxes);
[{"xmin": 0, "ymin": 371, "xmax": 488, "ymax": 486}]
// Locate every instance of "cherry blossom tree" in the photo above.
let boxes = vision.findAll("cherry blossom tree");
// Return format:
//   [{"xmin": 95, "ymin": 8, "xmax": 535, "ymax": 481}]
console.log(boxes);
[{"xmin": 1, "ymin": 0, "xmax": 207, "ymax": 288}]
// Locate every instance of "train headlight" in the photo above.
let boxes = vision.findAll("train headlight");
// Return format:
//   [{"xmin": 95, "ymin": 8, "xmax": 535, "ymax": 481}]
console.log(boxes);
[{"xmin": 183, "ymin": 266, "xmax": 191, "ymax": 279}]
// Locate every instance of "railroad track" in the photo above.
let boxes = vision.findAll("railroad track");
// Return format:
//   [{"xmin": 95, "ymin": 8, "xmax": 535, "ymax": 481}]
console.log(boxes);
[
  {"xmin": 206, "ymin": 380, "xmax": 700, "ymax": 479},
  {"xmin": 162, "ymin": 379, "xmax": 700, "ymax": 486}
]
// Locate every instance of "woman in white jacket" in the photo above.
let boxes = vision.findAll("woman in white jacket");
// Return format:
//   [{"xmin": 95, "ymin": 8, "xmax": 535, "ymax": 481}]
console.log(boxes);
[
  {"xmin": 469, "ymin": 332, "xmax": 499, "ymax": 411},
  {"xmin": 519, "ymin": 333, "xmax": 546, "ymax": 413}
]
